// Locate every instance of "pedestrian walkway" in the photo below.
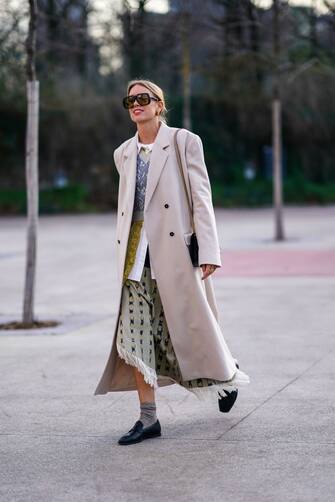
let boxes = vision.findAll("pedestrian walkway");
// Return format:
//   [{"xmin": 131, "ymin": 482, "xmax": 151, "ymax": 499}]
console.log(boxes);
[{"xmin": 0, "ymin": 207, "xmax": 334, "ymax": 502}]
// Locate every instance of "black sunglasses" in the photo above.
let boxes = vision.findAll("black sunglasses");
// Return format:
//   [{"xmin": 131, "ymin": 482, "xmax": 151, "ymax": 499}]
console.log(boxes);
[{"xmin": 122, "ymin": 92, "xmax": 160, "ymax": 109}]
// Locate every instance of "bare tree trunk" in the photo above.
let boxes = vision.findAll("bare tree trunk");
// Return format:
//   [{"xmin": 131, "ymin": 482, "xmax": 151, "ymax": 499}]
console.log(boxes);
[
  {"xmin": 272, "ymin": 0, "xmax": 285, "ymax": 241},
  {"xmin": 310, "ymin": 0, "xmax": 318, "ymax": 57},
  {"xmin": 23, "ymin": 0, "xmax": 39, "ymax": 324},
  {"xmin": 272, "ymin": 97, "xmax": 284, "ymax": 240},
  {"xmin": 181, "ymin": 9, "xmax": 192, "ymax": 131}
]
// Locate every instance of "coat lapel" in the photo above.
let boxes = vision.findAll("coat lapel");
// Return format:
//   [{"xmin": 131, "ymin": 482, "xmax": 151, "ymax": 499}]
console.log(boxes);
[{"xmin": 122, "ymin": 122, "xmax": 172, "ymax": 212}]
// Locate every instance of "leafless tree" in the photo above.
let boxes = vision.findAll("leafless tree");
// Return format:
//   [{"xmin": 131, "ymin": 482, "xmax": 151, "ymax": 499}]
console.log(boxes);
[
  {"xmin": 272, "ymin": 0, "xmax": 285, "ymax": 241},
  {"xmin": 23, "ymin": 0, "xmax": 39, "ymax": 323},
  {"xmin": 179, "ymin": 1, "xmax": 192, "ymax": 130}
]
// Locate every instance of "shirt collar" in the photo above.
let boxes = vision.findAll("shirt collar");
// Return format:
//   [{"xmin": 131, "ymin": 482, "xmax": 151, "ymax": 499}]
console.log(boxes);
[{"xmin": 137, "ymin": 138, "xmax": 154, "ymax": 153}]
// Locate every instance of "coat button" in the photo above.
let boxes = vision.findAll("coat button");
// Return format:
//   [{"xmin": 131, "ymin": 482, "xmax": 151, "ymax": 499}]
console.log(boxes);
[
  {"xmin": 117, "ymin": 239, "xmax": 120, "ymax": 244},
  {"xmin": 121, "ymin": 211, "xmax": 124, "ymax": 216},
  {"xmin": 169, "ymin": 232, "xmax": 174, "ymax": 236},
  {"xmin": 164, "ymin": 203, "xmax": 169, "ymax": 208}
]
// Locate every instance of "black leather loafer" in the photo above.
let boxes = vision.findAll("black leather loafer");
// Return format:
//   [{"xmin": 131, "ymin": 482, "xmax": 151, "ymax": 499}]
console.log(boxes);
[
  {"xmin": 218, "ymin": 361, "xmax": 240, "ymax": 413},
  {"xmin": 118, "ymin": 419, "xmax": 161, "ymax": 445}
]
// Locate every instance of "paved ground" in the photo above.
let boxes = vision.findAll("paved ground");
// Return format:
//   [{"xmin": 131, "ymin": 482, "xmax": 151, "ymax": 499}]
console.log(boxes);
[{"xmin": 1, "ymin": 206, "xmax": 335, "ymax": 502}]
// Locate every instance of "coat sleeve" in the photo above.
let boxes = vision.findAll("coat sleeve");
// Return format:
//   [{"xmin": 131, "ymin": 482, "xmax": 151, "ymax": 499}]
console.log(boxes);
[{"xmin": 185, "ymin": 133, "xmax": 222, "ymax": 268}]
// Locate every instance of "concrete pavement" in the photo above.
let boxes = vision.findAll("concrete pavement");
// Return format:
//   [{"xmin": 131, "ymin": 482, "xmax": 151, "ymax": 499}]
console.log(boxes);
[{"xmin": 1, "ymin": 206, "xmax": 335, "ymax": 501}]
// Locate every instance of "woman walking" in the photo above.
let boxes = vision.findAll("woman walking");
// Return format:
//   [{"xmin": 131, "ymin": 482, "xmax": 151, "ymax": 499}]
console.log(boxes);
[{"xmin": 94, "ymin": 79, "xmax": 250, "ymax": 445}]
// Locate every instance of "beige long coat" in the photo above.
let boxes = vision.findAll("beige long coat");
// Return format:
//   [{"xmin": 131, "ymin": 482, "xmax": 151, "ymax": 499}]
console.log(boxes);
[{"xmin": 94, "ymin": 121, "xmax": 239, "ymax": 395}]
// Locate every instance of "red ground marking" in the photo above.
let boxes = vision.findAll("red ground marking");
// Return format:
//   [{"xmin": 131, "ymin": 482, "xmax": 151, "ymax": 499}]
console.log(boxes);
[{"xmin": 215, "ymin": 249, "xmax": 335, "ymax": 277}]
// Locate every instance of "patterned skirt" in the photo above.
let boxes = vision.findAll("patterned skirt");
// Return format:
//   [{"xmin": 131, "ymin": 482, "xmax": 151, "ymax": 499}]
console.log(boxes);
[{"xmin": 116, "ymin": 214, "xmax": 249, "ymax": 400}]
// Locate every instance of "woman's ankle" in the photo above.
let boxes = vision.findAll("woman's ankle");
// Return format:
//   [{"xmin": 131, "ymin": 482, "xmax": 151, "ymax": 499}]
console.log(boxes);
[{"xmin": 139, "ymin": 401, "xmax": 157, "ymax": 427}]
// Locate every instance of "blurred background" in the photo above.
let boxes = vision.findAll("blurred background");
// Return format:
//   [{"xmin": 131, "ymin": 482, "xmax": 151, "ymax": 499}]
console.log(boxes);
[{"xmin": 1, "ymin": 0, "xmax": 335, "ymax": 214}]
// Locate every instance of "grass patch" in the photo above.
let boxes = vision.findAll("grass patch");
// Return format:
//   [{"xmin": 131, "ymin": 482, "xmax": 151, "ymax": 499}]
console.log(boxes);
[
  {"xmin": 0, "ymin": 184, "xmax": 95, "ymax": 214},
  {"xmin": 211, "ymin": 178, "xmax": 335, "ymax": 207}
]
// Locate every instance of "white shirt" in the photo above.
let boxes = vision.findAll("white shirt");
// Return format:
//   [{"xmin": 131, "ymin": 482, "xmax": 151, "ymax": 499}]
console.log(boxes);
[{"xmin": 126, "ymin": 139, "xmax": 156, "ymax": 281}]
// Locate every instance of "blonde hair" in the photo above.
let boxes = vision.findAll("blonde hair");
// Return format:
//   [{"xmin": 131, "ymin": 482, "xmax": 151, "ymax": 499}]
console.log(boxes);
[{"xmin": 127, "ymin": 79, "xmax": 168, "ymax": 124}]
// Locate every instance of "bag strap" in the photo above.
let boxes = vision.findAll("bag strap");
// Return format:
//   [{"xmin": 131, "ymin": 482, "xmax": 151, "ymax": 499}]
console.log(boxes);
[{"xmin": 173, "ymin": 128, "xmax": 195, "ymax": 232}]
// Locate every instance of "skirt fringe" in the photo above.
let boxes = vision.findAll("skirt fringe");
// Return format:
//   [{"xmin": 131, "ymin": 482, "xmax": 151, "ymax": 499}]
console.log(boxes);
[
  {"xmin": 116, "ymin": 342, "xmax": 159, "ymax": 389},
  {"xmin": 117, "ymin": 339, "xmax": 250, "ymax": 402}
]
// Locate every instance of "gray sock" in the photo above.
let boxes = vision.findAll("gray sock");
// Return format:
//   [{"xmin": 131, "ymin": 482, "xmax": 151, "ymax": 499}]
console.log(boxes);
[{"xmin": 139, "ymin": 401, "xmax": 157, "ymax": 428}]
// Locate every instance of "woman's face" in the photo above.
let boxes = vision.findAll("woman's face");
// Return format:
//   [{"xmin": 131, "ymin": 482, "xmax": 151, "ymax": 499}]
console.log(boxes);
[{"xmin": 127, "ymin": 84, "xmax": 162, "ymax": 125}]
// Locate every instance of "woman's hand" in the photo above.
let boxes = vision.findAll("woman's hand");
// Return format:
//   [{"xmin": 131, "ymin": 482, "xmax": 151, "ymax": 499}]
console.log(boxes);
[{"xmin": 200, "ymin": 263, "xmax": 219, "ymax": 280}]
